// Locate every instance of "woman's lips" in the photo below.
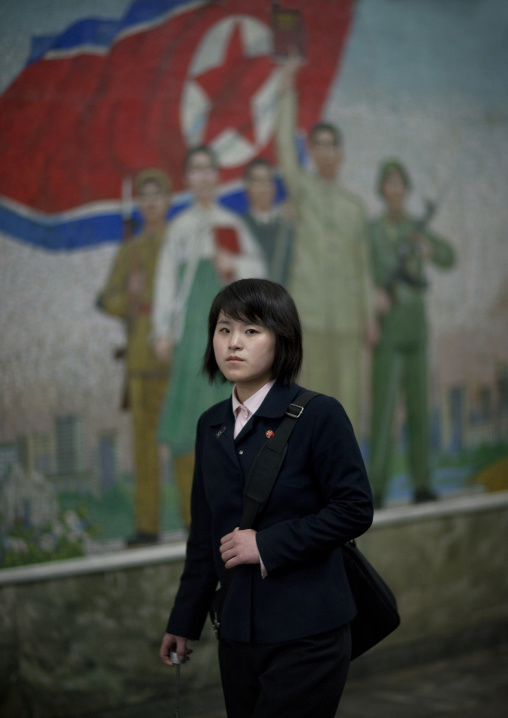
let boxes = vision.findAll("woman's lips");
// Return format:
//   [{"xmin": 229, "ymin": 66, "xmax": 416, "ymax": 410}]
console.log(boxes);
[{"xmin": 226, "ymin": 356, "xmax": 243, "ymax": 362}]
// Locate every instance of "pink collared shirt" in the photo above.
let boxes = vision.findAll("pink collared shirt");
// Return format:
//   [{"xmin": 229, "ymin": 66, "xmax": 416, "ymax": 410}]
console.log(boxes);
[{"xmin": 232, "ymin": 379, "xmax": 276, "ymax": 438}]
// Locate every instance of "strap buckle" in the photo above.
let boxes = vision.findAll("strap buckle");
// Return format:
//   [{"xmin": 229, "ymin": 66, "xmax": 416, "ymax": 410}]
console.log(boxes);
[
  {"xmin": 211, "ymin": 611, "xmax": 220, "ymax": 638},
  {"xmin": 286, "ymin": 402, "xmax": 304, "ymax": 419}
]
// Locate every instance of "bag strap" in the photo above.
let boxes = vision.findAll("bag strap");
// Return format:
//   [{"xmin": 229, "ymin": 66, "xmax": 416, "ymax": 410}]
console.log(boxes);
[
  {"xmin": 213, "ymin": 390, "xmax": 320, "ymax": 634},
  {"xmin": 239, "ymin": 390, "xmax": 320, "ymax": 529}
]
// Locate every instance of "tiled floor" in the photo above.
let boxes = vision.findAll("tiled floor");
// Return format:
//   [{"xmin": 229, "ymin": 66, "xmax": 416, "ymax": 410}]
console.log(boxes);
[{"xmin": 87, "ymin": 643, "xmax": 508, "ymax": 717}]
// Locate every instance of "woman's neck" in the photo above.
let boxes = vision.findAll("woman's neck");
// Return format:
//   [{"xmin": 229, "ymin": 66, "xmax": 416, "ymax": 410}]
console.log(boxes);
[{"xmin": 235, "ymin": 378, "xmax": 274, "ymax": 405}]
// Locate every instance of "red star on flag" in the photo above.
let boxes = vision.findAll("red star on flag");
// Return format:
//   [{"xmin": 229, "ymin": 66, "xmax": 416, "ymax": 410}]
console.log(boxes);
[{"xmin": 194, "ymin": 22, "xmax": 273, "ymax": 146}]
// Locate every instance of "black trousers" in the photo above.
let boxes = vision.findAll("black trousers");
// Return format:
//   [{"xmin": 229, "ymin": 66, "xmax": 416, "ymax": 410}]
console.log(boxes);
[{"xmin": 218, "ymin": 624, "xmax": 351, "ymax": 718}]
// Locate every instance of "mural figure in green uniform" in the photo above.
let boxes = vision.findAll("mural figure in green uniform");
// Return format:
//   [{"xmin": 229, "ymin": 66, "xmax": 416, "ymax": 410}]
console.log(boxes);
[{"xmin": 368, "ymin": 160, "xmax": 456, "ymax": 508}]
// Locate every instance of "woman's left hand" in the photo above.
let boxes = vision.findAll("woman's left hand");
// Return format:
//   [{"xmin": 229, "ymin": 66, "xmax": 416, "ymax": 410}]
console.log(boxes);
[{"xmin": 220, "ymin": 528, "xmax": 260, "ymax": 568}]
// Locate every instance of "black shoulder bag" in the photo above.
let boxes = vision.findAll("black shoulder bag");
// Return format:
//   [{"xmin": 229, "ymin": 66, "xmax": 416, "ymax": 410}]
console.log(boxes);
[{"xmin": 211, "ymin": 391, "xmax": 400, "ymax": 659}]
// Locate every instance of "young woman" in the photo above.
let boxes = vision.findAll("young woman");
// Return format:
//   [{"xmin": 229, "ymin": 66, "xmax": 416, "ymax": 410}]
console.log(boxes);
[{"xmin": 159, "ymin": 278, "xmax": 373, "ymax": 718}]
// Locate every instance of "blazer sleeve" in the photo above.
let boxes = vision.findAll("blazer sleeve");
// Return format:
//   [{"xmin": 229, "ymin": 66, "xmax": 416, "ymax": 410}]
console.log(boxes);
[
  {"xmin": 166, "ymin": 417, "xmax": 219, "ymax": 640},
  {"xmin": 256, "ymin": 396, "xmax": 373, "ymax": 574}
]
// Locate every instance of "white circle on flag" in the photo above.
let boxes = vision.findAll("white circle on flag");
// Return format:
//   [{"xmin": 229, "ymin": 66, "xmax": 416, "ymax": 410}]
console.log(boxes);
[{"xmin": 180, "ymin": 15, "xmax": 282, "ymax": 168}]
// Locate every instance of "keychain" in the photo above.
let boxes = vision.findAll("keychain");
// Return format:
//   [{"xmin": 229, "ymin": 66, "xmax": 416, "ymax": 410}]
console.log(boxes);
[{"xmin": 170, "ymin": 651, "xmax": 187, "ymax": 718}]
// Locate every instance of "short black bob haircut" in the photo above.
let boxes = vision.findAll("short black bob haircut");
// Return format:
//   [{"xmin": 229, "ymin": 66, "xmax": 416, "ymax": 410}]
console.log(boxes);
[{"xmin": 202, "ymin": 279, "xmax": 302, "ymax": 386}]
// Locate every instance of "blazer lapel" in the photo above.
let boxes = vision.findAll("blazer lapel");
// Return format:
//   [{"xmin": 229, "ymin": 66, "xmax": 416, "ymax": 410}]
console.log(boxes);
[
  {"xmin": 208, "ymin": 398, "xmax": 239, "ymax": 470},
  {"xmin": 255, "ymin": 382, "xmax": 302, "ymax": 420}
]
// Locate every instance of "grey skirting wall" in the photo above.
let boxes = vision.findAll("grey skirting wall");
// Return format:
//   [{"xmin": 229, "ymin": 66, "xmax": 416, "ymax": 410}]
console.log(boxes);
[{"xmin": 1, "ymin": 491, "xmax": 508, "ymax": 717}]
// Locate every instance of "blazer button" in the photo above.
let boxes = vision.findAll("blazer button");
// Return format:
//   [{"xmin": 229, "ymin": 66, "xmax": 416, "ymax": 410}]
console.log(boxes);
[{"xmin": 238, "ymin": 449, "xmax": 244, "ymax": 455}]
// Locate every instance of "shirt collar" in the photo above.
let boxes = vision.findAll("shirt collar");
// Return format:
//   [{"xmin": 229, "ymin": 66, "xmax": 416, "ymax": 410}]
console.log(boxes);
[
  {"xmin": 250, "ymin": 208, "xmax": 277, "ymax": 224},
  {"xmin": 232, "ymin": 379, "xmax": 276, "ymax": 417}
]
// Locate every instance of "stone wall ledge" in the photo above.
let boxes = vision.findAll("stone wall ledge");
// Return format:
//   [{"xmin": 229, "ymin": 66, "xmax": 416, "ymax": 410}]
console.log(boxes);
[
  {"xmin": 0, "ymin": 539, "xmax": 187, "ymax": 586},
  {"xmin": 2, "ymin": 490, "xmax": 507, "ymax": 586},
  {"xmin": 372, "ymin": 489, "xmax": 508, "ymax": 527}
]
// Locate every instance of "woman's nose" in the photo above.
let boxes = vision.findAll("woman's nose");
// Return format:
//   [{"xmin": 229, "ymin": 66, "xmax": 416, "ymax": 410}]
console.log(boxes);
[{"xmin": 228, "ymin": 331, "xmax": 243, "ymax": 348}]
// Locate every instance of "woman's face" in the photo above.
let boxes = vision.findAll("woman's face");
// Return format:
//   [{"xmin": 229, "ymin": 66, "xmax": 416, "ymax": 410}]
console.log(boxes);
[
  {"xmin": 186, "ymin": 151, "xmax": 218, "ymax": 203},
  {"xmin": 309, "ymin": 128, "xmax": 341, "ymax": 180},
  {"xmin": 381, "ymin": 170, "xmax": 407, "ymax": 212},
  {"xmin": 136, "ymin": 180, "xmax": 170, "ymax": 227},
  {"xmin": 246, "ymin": 165, "xmax": 276, "ymax": 213},
  {"xmin": 213, "ymin": 312, "xmax": 276, "ymax": 400}
]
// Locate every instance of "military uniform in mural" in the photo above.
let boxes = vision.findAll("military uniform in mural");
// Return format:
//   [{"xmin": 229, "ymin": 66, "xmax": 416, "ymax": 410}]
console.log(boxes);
[
  {"xmin": 242, "ymin": 159, "xmax": 294, "ymax": 287},
  {"xmin": 368, "ymin": 161, "xmax": 455, "ymax": 507},
  {"xmin": 97, "ymin": 169, "xmax": 171, "ymax": 544},
  {"xmin": 276, "ymin": 88, "xmax": 374, "ymax": 436},
  {"xmin": 242, "ymin": 211, "xmax": 293, "ymax": 287}
]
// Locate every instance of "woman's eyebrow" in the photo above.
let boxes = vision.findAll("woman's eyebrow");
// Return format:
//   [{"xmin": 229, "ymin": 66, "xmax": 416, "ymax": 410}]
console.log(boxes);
[
  {"xmin": 217, "ymin": 315, "xmax": 263, "ymax": 327},
  {"xmin": 239, "ymin": 316, "xmax": 263, "ymax": 326}
]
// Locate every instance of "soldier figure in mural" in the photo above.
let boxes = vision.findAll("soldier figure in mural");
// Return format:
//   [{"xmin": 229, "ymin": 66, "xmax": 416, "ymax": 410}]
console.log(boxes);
[
  {"xmin": 242, "ymin": 158, "xmax": 294, "ymax": 287},
  {"xmin": 97, "ymin": 169, "xmax": 171, "ymax": 546},
  {"xmin": 152, "ymin": 145, "xmax": 266, "ymax": 528},
  {"xmin": 275, "ymin": 57, "xmax": 377, "ymax": 438},
  {"xmin": 368, "ymin": 159, "xmax": 456, "ymax": 508}
]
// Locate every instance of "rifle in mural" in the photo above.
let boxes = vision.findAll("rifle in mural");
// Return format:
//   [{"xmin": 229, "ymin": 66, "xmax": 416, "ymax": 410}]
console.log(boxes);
[{"xmin": 384, "ymin": 198, "xmax": 437, "ymax": 301}]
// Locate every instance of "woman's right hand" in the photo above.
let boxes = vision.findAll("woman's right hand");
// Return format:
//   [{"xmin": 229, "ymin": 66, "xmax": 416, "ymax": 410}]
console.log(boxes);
[
  {"xmin": 278, "ymin": 53, "xmax": 302, "ymax": 94},
  {"xmin": 159, "ymin": 632, "xmax": 192, "ymax": 666}
]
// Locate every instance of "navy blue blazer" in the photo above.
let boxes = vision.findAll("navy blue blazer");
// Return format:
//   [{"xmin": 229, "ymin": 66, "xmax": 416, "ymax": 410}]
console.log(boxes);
[{"xmin": 166, "ymin": 381, "xmax": 373, "ymax": 644}]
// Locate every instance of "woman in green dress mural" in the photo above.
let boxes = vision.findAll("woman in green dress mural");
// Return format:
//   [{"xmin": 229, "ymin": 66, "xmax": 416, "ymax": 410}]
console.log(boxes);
[{"xmin": 152, "ymin": 146, "xmax": 266, "ymax": 526}]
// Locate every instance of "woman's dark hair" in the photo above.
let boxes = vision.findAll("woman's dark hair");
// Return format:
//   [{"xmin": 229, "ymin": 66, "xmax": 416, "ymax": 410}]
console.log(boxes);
[{"xmin": 203, "ymin": 279, "xmax": 302, "ymax": 386}]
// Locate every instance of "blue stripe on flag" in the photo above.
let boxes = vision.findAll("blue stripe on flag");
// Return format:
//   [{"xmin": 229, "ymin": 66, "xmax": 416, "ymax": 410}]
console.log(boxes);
[
  {"xmin": 0, "ymin": 179, "xmax": 290, "ymax": 251},
  {"xmin": 0, "ymin": 186, "xmax": 250, "ymax": 251},
  {"xmin": 0, "ymin": 204, "xmax": 124, "ymax": 251},
  {"xmin": 27, "ymin": 0, "xmax": 201, "ymax": 64}
]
